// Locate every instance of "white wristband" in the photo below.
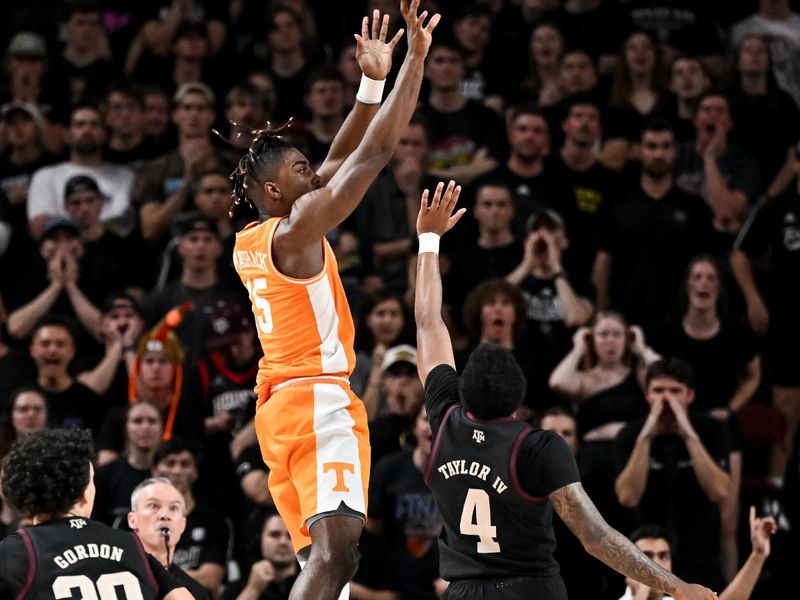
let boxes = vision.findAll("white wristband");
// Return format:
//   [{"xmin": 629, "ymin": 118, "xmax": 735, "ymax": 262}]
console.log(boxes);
[
  {"xmin": 418, "ymin": 232, "xmax": 441, "ymax": 255},
  {"xmin": 356, "ymin": 74, "xmax": 385, "ymax": 104}
]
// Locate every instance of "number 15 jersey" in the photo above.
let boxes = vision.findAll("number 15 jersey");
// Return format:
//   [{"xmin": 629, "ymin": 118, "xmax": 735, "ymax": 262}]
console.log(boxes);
[
  {"xmin": 234, "ymin": 218, "xmax": 356, "ymax": 401},
  {"xmin": 423, "ymin": 364, "xmax": 580, "ymax": 581}
]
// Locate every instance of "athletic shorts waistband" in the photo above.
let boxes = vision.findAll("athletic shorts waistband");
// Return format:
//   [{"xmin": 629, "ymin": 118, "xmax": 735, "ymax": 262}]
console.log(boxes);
[{"xmin": 270, "ymin": 375, "xmax": 351, "ymax": 393}]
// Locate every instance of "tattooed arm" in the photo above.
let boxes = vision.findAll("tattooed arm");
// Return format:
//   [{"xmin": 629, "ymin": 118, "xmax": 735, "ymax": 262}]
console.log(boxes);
[{"xmin": 550, "ymin": 483, "xmax": 718, "ymax": 600}]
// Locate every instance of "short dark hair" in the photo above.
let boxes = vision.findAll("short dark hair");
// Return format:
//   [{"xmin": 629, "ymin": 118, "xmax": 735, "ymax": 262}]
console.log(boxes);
[
  {"xmin": 104, "ymin": 80, "xmax": 145, "ymax": 110},
  {"xmin": 645, "ymin": 358, "xmax": 695, "ymax": 389},
  {"xmin": 459, "ymin": 343, "xmax": 526, "ymax": 419},
  {"xmin": 69, "ymin": 102, "xmax": 103, "ymax": 124},
  {"xmin": 31, "ymin": 314, "xmax": 79, "ymax": 344},
  {"xmin": 305, "ymin": 64, "xmax": 345, "ymax": 95},
  {"xmin": 153, "ymin": 436, "xmax": 199, "ymax": 467},
  {"xmin": 640, "ymin": 117, "xmax": 676, "ymax": 140},
  {"xmin": 507, "ymin": 103, "xmax": 548, "ymax": 127},
  {"xmin": 629, "ymin": 524, "xmax": 676, "ymax": 552},
  {"xmin": 541, "ymin": 405, "xmax": 575, "ymax": 421},
  {"xmin": 65, "ymin": 0, "xmax": 101, "ymax": 19},
  {"xmin": 2, "ymin": 428, "xmax": 94, "ymax": 518}
]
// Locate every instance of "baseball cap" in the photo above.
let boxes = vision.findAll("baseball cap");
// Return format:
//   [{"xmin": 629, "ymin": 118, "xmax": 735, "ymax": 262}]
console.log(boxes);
[
  {"xmin": 64, "ymin": 174, "xmax": 102, "ymax": 199},
  {"xmin": 381, "ymin": 344, "xmax": 418, "ymax": 374},
  {"xmin": 102, "ymin": 291, "xmax": 141, "ymax": 316},
  {"xmin": 173, "ymin": 82, "xmax": 216, "ymax": 107},
  {"xmin": 174, "ymin": 212, "xmax": 219, "ymax": 238},
  {"xmin": 203, "ymin": 301, "xmax": 252, "ymax": 351},
  {"xmin": 6, "ymin": 32, "xmax": 46, "ymax": 58},
  {"xmin": 526, "ymin": 208, "xmax": 565, "ymax": 233},
  {"xmin": 41, "ymin": 216, "xmax": 80, "ymax": 239},
  {"xmin": 174, "ymin": 19, "xmax": 207, "ymax": 41},
  {"xmin": 1, "ymin": 101, "xmax": 44, "ymax": 128}
]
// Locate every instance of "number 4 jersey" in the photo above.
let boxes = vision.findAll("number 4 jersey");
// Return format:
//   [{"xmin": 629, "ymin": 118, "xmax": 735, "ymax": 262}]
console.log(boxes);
[
  {"xmin": 423, "ymin": 364, "xmax": 580, "ymax": 582},
  {"xmin": 0, "ymin": 517, "xmax": 182, "ymax": 598},
  {"xmin": 234, "ymin": 217, "xmax": 356, "ymax": 402}
]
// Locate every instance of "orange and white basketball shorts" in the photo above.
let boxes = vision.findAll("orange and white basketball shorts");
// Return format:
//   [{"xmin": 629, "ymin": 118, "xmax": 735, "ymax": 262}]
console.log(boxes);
[{"xmin": 254, "ymin": 377, "xmax": 371, "ymax": 552}]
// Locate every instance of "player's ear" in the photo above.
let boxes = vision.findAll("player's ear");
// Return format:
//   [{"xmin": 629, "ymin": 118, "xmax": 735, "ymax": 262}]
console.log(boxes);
[
  {"xmin": 127, "ymin": 512, "xmax": 137, "ymax": 531},
  {"xmin": 263, "ymin": 181, "xmax": 281, "ymax": 200}
]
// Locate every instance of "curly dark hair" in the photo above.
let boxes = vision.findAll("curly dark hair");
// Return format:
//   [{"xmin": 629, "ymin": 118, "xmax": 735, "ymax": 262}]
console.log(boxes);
[
  {"xmin": 227, "ymin": 120, "xmax": 295, "ymax": 218},
  {"xmin": 2, "ymin": 428, "xmax": 94, "ymax": 518},
  {"xmin": 462, "ymin": 279, "xmax": 527, "ymax": 341}
]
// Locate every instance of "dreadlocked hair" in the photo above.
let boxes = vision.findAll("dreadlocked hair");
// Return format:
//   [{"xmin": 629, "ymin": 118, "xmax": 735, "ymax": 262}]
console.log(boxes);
[{"xmin": 222, "ymin": 118, "xmax": 295, "ymax": 218}]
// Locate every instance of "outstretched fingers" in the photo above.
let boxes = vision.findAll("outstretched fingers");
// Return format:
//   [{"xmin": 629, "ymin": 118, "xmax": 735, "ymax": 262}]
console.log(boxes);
[
  {"xmin": 387, "ymin": 28, "xmax": 404, "ymax": 49},
  {"xmin": 424, "ymin": 12, "xmax": 441, "ymax": 32}
]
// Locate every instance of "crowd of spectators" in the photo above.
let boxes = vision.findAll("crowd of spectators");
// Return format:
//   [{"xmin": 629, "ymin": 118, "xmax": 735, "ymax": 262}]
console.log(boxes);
[{"xmin": 1, "ymin": 0, "xmax": 800, "ymax": 598}]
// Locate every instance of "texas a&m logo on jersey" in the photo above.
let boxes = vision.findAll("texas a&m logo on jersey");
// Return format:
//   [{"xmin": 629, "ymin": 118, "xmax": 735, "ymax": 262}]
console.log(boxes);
[{"xmin": 472, "ymin": 430, "xmax": 485, "ymax": 444}]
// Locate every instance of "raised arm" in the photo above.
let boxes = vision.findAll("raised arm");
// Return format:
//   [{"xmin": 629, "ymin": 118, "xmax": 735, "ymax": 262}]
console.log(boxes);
[
  {"xmin": 316, "ymin": 10, "xmax": 404, "ymax": 185},
  {"xmin": 414, "ymin": 181, "xmax": 465, "ymax": 384},
  {"xmin": 550, "ymin": 482, "xmax": 717, "ymax": 600},
  {"xmin": 719, "ymin": 507, "xmax": 776, "ymax": 600},
  {"xmin": 279, "ymin": 0, "xmax": 440, "ymax": 246}
]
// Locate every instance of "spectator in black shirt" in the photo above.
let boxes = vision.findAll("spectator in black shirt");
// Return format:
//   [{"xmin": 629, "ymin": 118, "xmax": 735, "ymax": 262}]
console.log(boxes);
[
  {"xmin": 0, "ymin": 101, "xmax": 58, "ymax": 277},
  {"xmin": 223, "ymin": 509, "xmax": 298, "ymax": 600},
  {"xmin": 296, "ymin": 66, "xmax": 346, "ymax": 168},
  {"xmin": 153, "ymin": 438, "xmax": 229, "ymax": 597},
  {"xmin": 418, "ymin": 40, "xmax": 504, "ymax": 184},
  {"xmin": 666, "ymin": 56, "xmax": 711, "ymax": 142},
  {"xmin": 650, "ymin": 255, "xmax": 760, "ymax": 582},
  {"xmin": 727, "ymin": 35, "xmax": 800, "ymax": 189},
  {"xmin": 369, "ymin": 344, "xmax": 424, "ymax": 465},
  {"xmin": 475, "ymin": 104, "xmax": 559, "ymax": 237},
  {"xmin": 511, "ymin": 23, "xmax": 564, "ymax": 108},
  {"xmin": 595, "ymin": 120, "xmax": 715, "ymax": 330},
  {"xmin": 445, "ymin": 182, "xmax": 523, "ymax": 318},
  {"xmin": 92, "ymin": 401, "xmax": 164, "ymax": 526},
  {"xmin": 6, "ymin": 216, "xmax": 105, "ymax": 343},
  {"xmin": 731, "ymin": 178, "xmax": 800, "ymax": 483},
  {"xmin": 615, "ymin": 359, "xmax": 731, "ymax": 589},
  {"xmin": 0, "ymin": 429, "xmax": 191, "ymax": 599},
  {"xmin": 103, "ymin": 81, "xmax": 162, "ymax": 169},
  {"xmin": 549, "ymin": 96, "xmax": 620, "ymax": 281},
  {"xmin": 414, "ymin": 180, "xmax": 716, "ymax": 600},
  {"xmin": 49, "ymin": 2, "xmax": 117, "ymax": 107},
  {"xmin": 224, "ymin": 82, "xmax": 273, "ymax": 151},
  {"xmin": 24, "ymin": 315, "xmax": 104, "ymax": 433},
  {"xmin": 506, "ymin": 209, "xmax": 594, "ymax": 411},
  {"xmin": 674, "ymin": 93, "xmax": 761, "ymax": 234}
]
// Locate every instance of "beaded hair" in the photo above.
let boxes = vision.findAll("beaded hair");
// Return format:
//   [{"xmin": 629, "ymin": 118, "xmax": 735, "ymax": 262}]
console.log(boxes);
[{"xmin": 214, "ymin": 118, "xmax": 295, "ymax": 217}]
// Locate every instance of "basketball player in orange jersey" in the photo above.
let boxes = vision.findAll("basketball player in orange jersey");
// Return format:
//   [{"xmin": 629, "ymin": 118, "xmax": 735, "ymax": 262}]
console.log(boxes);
[{"xmin": 230, "ymin": 2, "xmax": 440, "ymax": 599}]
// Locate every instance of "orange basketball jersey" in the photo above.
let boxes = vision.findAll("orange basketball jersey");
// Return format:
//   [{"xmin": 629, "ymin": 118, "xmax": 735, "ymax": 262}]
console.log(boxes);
[{"xmin": 234, "ymin": 218, "xmax": 356, "ymax": 402}]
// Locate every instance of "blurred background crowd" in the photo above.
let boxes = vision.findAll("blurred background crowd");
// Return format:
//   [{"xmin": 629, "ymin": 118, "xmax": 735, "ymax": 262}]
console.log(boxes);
[{"xmin": 0, "ymin": 0, "xmax": 799, "ymax": 598}]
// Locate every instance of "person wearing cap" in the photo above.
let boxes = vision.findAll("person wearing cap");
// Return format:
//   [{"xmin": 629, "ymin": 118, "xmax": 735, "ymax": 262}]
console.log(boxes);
[
  {"xmin": 27, "ymin": 103, "xmax": 135, "ymax": 238},
  {"xmin": 0, "ymin": 102, "xmax": 58, "ymax": 255},
  {"xmin": 368, "ymin": 344, "xmax": 425, "ymax": 465},
  {"xmin": 62, "ymin": 173, "xmax": 145, "ymax": 293},
  {"xmin": 141, "ymin": 211, "xmax": 247, "ymax": 362},
  {"xmin": 1, "ymin": 32, "xmax": 63, "ymax": 153},
  {"xmin": 95, "ymin": 305, "xmax": 205, "ymax": 466},
  {"xmin": 196, "ymin": 300, "xmax": 259, "ymax": 516},
  {"xmin": 49, "ymin": 2, "xmax": 115, "ymax": 108},
  {"xmin": 5, "ymin": 215, "xmax": 104, "ymax": 342},
  {"xmin": 506, "ymin": 208, "xmax": 593, "ymax": 411},
  {"xmin": 73, "ymin": 292, "xmax": 144, "ymax": 402},
  {"xmin": 133, "ymin": 81, "xmax": 237, "ymax": 244}
]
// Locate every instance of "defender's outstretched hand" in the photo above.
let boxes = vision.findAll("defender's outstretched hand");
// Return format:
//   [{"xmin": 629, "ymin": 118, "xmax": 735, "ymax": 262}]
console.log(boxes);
[
  {"xmin": 354, "ymin": 9, "xmax": 404, "ymax": 81},
  {"xmin": 401, "ymin": 0, "xmax": 441, "ymax": 57},
  {"xmin": 416, "ymin": 180, "xmax": 465, "ymax": 236}
]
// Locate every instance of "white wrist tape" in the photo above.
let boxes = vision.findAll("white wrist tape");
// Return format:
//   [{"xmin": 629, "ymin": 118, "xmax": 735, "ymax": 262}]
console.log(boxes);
[
  {"xmin": 356, "ymin": 74, "xmax": 385, "ymax": 104},
  {"xmin": 418, "ymin": 232, "xmax": 441, "ymax": 255}
]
